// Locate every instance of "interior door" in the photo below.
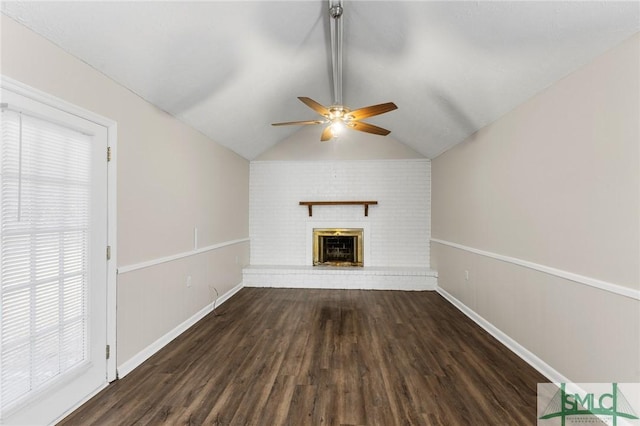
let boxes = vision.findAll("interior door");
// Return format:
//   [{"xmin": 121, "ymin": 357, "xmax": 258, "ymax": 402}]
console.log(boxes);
[{"xmin": 1, "ymin": 87, "xmax": 108, "ymax": 425}]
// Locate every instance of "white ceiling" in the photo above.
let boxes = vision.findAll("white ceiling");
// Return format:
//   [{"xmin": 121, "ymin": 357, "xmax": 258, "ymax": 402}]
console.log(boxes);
[{"xmin": 2, "ymin": 1, "xmax": 638, "ymax": 160}]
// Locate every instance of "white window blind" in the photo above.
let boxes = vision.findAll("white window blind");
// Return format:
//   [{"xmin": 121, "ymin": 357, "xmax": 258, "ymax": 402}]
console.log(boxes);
[{"xmin": 1, "ymin": 109, "xmax": 91, "ymax": 414}]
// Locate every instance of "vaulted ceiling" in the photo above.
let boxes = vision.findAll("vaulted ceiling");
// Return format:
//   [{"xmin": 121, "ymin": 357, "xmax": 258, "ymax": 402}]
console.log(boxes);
[{"xmin": 2, "ymin": 1, "xmax": 638, "ymax": 160}]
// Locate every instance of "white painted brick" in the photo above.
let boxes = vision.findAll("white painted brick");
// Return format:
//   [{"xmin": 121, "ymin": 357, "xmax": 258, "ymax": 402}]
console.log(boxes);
[
  {"xmin": 243, "ymin": 265, "xmax": 437, "ymax": 290},
  {"xmin": 250, "ymin": 159, "xmax": 431, "ymax": 268}
]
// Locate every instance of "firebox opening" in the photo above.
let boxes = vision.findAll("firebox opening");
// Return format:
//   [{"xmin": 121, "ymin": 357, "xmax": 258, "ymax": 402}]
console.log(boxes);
[{"xmin": 313, "ymin": 228, "xmax": 363, "ymax": 267}]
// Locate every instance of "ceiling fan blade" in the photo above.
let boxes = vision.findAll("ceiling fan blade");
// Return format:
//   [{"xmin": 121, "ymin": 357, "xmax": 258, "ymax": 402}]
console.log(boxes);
[
  {"xmin": 349, "ymin": 121, "xmax": 392, "ymax": 136},
  {"xmin": 348, "ymin": 102, "xmax": 398, "ymax": 121},
  {"xmin": 298, "ymin": 97, "xmax": 331, "ymax": 117},
  {"xmin": 272, "ymin": 119, "xmax": 325, "ymax": 126},
  {"xmin": 320, "ymin": 125, "xmax": 333, "ymax": 142}
]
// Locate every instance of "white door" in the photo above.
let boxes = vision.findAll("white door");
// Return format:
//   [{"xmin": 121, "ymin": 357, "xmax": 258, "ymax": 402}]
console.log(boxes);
[{"xmin": 1, "ymin": 87, "xmax": 109, "ymax": 425}]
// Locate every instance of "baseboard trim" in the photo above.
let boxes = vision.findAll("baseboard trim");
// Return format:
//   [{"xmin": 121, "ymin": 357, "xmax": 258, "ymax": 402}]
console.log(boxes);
[
  {"xmin": 117, "ymin": 282, "xmax": 244, "ymax": 378},
  {"xmin": 436, "ymin": 286, "xmax": 571, "ymax": 384},
  {"xmin": 119, "ymin": 282, "xmax": 570, "ymax": 383}
]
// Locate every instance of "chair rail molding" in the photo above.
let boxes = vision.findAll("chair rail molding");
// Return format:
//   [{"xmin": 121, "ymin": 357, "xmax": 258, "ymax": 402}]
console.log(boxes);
[
  {"xmin": 118, "ymin": 237, "xmax": 250, "ymax": 274},
  {"xmin": 430, "ymin": 238, "xmax": 640, "ymax": 301}
]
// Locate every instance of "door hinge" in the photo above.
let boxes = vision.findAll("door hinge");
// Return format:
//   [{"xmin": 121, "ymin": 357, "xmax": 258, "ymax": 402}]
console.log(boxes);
[
  {"xmin": 106, "ymin": 345, "xmax": 111, "ymax": 360},
  {"xmin": 107, "ymin": 245, "xmax": 111, "ymax": 260},
  {"xmin": 107, "ymin": 146, "xmax": 112, "ymax": 162}
]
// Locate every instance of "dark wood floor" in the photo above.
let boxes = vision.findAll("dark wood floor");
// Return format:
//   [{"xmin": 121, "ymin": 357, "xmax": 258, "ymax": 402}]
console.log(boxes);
[{"xmin": 60, "ymin": 288, "xmax": 547, "ymax": 425}]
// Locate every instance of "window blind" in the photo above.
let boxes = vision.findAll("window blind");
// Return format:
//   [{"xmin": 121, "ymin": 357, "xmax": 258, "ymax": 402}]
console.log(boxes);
[{"xmin": 1, "ymin": 109, "xmax": 91, "ymax": 414}]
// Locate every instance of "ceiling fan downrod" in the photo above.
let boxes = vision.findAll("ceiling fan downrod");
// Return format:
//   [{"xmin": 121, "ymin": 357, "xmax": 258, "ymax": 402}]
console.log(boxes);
[
  {"xmin": 270, "ymin": 0, "xmax": 397, "ymax": 141},
  {"xmin": 329, "ymin": 0, "xmax": 344, "ymax": 107}
]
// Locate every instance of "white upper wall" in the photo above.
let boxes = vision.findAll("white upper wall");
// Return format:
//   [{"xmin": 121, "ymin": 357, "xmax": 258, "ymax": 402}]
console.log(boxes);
[
  {"xmin": 432, "ymin": 32, "xmax": 639, "ymax": 291},
  {"xmin": 1, "ymin": 14, "xmax": 250, "ymax": 266},
  {"xmin": 430, "ymin": 33, "xmax": 639, "ymax": 383},
  {"xmin": 1, "ymin": 15, "xmax": 250, "ymax": 366},
  {"xmin": 256, "ymin": 125, "xmax": 424, "ymax": 161}
]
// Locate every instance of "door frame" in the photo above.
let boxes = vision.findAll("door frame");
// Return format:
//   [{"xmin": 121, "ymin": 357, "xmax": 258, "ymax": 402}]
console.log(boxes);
[{"xmin": 1, "ymin": 76, "xmax": 118, "ymax": 384}]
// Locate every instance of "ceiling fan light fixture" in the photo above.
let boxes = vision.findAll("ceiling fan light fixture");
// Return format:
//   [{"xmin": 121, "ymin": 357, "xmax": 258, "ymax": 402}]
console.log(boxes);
[
  {"xmin": 330, "ymin": 120, "xmax": 345, "ymax": 138},
  {"xmin": 270, "ymin": 1, "xmax": 397, "ymax": 142}
]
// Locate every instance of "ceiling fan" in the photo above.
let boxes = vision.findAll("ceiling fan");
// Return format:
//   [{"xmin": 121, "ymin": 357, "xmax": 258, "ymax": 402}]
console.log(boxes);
[{"xmin": 272, "ymin": 0, "xmax": 398, "ymax": 142}]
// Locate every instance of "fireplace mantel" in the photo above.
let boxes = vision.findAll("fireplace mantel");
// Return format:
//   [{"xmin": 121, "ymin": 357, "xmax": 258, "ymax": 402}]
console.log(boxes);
[{"xmin": 299, "ymin": 201, "xmax": 378, "ymax": 217}]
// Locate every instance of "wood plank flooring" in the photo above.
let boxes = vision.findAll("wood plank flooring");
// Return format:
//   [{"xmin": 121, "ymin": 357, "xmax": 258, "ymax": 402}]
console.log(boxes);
[{"xmin": 60, "ymin": 288, "xmax": 547, "ymax": 425}]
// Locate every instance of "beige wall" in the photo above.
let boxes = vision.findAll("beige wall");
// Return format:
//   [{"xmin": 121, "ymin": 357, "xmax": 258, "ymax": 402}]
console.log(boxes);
[
  {"xmin": 1, "ymin": 15, "xmax": 250, "ymax": 367},
  {"xmin": 256, "ymin": 125, "xmax": 424, "ymax": 161},
  {"xmin": 432, "ymin": 34, "xmax": 640, "ymax": 382}
]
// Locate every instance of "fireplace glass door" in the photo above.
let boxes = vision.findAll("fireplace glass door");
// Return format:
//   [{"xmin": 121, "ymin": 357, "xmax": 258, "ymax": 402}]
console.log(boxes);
[{"xmin": 313, "ymin": 228, "xmax": 363, "ymax": 267}]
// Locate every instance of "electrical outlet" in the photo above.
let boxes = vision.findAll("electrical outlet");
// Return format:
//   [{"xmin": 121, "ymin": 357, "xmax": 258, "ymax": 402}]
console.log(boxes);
[
  {"xmin": 186, "ymin": 275, "xmax": 192, "ymax": 288},
  {"xmin": 464, "ymin": 270, "xmax": 469, "ymax": 281}
]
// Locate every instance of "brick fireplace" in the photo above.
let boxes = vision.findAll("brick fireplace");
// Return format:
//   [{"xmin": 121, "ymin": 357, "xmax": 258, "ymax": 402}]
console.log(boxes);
[{"xmin": 244, "ymin": 159, "xmax": 437, "ymax": 290}]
